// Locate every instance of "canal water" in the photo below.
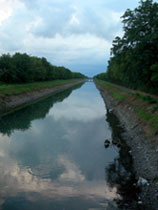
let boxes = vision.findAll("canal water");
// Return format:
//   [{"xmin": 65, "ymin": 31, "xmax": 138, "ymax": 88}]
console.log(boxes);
[{"xmin": 0, "ymin": 82, "xmax": 140, "ymax": 210}]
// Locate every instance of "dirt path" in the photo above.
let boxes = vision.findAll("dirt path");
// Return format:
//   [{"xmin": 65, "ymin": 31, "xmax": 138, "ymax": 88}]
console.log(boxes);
[{"xmin": 105, "ymin": 81, "xmax": 158, "ymax": 99}]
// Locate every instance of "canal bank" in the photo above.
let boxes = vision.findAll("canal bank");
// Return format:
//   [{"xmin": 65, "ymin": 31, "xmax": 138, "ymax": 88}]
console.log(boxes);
[
  {"xmin": 0, "ymin": 80, "xmax": 85, "ymax": 116},
  {"xmin": 95, "ymin": 80, "xmax": 158, "ymax": 209}
]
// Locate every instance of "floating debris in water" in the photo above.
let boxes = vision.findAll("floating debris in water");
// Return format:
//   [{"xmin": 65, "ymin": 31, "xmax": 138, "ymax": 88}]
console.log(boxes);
[
  {"xmin": 104, "ymin": 139, "xmax": 110, "ymax": 148},
  {"xmin": 137, "ymin": 177, "xmax": 149, "ymax": 186},
  {"xmin": 109, "ymin": 108, "xmax": 113, "ymax": 113},
  {"xmin": 138, "ymin": 201, "xmax": 143, "ymax": 205}
]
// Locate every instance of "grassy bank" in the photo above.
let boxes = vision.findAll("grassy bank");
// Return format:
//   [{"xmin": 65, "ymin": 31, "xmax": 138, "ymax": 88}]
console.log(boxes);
[
  {"xmin": 95, "ymin": 79, "xmax": 158, "ymax": 137},
  {"xmin": 0, "ymin": 79, "xmax": 82, "ymax": 97}
]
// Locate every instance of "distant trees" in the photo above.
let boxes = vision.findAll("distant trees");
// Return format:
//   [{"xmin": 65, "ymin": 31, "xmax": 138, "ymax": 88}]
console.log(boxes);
[
  {"xmin": 94, "ymin": 72, "xmax": 108, "ymax": 81},
  {"xmin": 95, "ymin": 0, "xmax": 158, "ymax": 94},
  {"xmin": 0, "ymin": 53, "xmax": 87, "ymax": 83}
]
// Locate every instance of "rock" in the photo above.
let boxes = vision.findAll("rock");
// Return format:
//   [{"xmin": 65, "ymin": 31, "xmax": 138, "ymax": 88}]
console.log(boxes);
[
  {"xmin": 137, "ymin": 177, "xmax": 149, "ymax": 186},
  {"xmin": 104, "ymin": 139, "xmax": 110, "ymax": 148},
  {"xmin": 112, "ymin": 138, "xmax": 121, "ymax": 148},
  {"xmin": 109, "ymin": 108, "xmax": 113, "ymax": 113}
]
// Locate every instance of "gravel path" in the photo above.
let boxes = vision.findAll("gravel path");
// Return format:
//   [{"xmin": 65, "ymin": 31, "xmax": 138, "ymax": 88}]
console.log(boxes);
[{"xmin": 105, "ymin": 81, "xmax": 158, "ymax": 99}]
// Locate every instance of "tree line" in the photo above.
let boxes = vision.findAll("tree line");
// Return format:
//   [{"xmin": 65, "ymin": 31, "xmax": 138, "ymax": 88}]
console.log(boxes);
[
  {"xmin": 0, "ymin": 53, "xmax": 87, "ymax": 83},
  {"xmin": 95, "ymin": 0, "xmax": 158, "ymax": 94}
]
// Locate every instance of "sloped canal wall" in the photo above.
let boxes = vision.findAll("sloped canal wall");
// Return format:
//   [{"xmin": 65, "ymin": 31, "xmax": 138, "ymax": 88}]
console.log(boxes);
[{"xmin": 95, "ymin": 82, "xmax": 158, "ymax": 210}]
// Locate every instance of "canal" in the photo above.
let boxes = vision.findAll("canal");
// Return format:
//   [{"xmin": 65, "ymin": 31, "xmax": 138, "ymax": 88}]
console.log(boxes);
[{"xmin": 0, "ymin": 82, "xmax": 140, "ymax": 210}]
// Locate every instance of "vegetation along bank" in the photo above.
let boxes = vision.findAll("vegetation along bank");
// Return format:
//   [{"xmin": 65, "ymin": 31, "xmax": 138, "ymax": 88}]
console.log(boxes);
[
  {"xmin": 94, "ymin": 2, "xmax": 158, "ymax": 208},
  {"xmin": 0, "ymin": 79, "xmax": 86, "ymax": 117},
  {"xmin": 95, "ymin": 0, "xmax": 158, "ymax": 95},
  {"xmin": 95, "ymin": 79, "xmax": 158, "ymax": 209},
  {"xmin": 0, "ymin": 52, "xmax": 87, "ymax": 116}
]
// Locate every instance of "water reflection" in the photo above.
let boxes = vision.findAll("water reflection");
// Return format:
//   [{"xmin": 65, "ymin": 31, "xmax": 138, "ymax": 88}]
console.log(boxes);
[
  {"xmin": 0, "ymin": 83, "xmax": 84, "ymax": 136},
  {"xmin": 105, "ymin": 109, "xmax": 140, "ymax": 209},
  {"xmin": 0, "ymin": 82, "xmax": 140, "ymax": 209}
]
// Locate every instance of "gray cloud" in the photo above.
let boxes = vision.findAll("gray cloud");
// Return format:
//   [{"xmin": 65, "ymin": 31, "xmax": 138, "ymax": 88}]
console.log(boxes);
[
  {"xmin": 20, "ymin": 0, "xmax": 122, "ymax": 40},
  {"xmin": 0, "ymin": 0, "xmax": 140, "ymax": 76}
]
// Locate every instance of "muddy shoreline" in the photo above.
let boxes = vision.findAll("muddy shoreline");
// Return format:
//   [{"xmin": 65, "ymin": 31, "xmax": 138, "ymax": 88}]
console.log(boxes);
[
  {"xmin": 95, "ymin": 82, "xmax": 158, "ymax": 210},
  {"xmin": 0, "ymin": 80, "xmax": 84, "ymax": 117}
]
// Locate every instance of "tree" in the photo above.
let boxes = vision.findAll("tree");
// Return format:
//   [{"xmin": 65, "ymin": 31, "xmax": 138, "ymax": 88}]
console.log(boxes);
[
  {"xmin": 0, "ymin": 54, "xmax": 17, "ymax": 83},
  {"xmin": 0, "ymin": 53, "xmax": 87, "ymax": 83},
  {"xmin": 12, "ymin": 53, "xmax": 33, "ymax": 82},
  {"xmin": 104, "ymin": 0, "xmax": 158, "ymax": 93}
]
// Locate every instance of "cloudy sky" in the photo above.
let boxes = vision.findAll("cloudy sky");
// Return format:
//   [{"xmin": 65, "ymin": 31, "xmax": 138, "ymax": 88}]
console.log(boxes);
[{"xmin": 0, "ymin": 0, "xmax": 140, "ymax": 76}]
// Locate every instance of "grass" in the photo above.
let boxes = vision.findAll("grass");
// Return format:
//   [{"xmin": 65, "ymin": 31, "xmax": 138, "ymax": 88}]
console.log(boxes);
[
  {"xmin": 95, "ymin": 79, "xmax": 127, "ymax": 102},
  {"xmin": 95, "ymin": 79, "xmax": 158, "ymax": 137},
  {"xmin": 135, "ymin": 93, "xmax": 158, "ymax": 105},
  {"xmin": 151, "ymin": 115, "xmax": 158, "ymax": 129},
  {"xmin": 136, "ymin": 108, "xmax": 151, "ymax": 121},
  {"xmin": 0, "ymin": 79, "xmax": 81, "ymax": 97}
]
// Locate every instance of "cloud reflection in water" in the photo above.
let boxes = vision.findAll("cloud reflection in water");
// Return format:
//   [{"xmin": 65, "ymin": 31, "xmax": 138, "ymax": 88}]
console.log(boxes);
[{"xmin": 0, "ymin": 83, "xmax": 120, "ymax": 209}]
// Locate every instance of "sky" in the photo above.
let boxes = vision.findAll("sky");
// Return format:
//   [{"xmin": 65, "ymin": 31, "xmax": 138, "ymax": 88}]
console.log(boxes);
[{"xmin": 0, "ymin": 0, "xmax": 140, "ymax": 77}]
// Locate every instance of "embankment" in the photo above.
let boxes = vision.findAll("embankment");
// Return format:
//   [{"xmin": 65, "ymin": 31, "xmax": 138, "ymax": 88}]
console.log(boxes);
[
  {"xmin": 0, "ymin": 80, "xmax": 85, "ymax": 116},
  {"xmin": 95, "ymin": 80, "xmax": 158, "ymax": 210}
]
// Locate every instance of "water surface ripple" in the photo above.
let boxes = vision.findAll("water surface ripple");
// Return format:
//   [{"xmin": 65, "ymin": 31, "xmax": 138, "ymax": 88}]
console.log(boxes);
[{"xmin": 0, "ymin": 82, "xmax": 140, "ymax": 210}]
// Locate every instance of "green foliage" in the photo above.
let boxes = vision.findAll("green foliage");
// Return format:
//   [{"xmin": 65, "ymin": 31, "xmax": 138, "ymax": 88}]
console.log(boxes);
[
  {"xmin": 95, "ymin": 79, "xmax": 158, "ymax": 136},
  {"xmin": 95, "ymin": 79, "xmax": 127, "ymax": 102},
  {"xmin": 0, "ymin": 80, "xmax": 81, "ymax": 97},
  {"xmin": 138, "ymin": 109, "xmax": 151, "ymax": 121},
  {"xmin": 95, "ymin": 0, "xmax": 158, "ymax": 94},
  {"xmin": 151, "ymin": 115, "xmax": 158, "ymax": 129},
  {"xmin": 94, "ymin": 72, "xmax": 108, "ymax": 81},
  {"xmin": 0, "ymin": 83, "xmax": 83, "ymax": 135},
  {"xmin": 135, "ymin": 93, "xmax": 158, "ymax": 104},
  {"xmin": 136, "ymin": 106, "xmax": 158, "ymax": 132},
  {"xmin": 0, "ymin": 53, "xmax": 87, "ymax": 84},
  {"xmin": 151, "ymin": 105, "xmax": 158, "ymax": 113}
]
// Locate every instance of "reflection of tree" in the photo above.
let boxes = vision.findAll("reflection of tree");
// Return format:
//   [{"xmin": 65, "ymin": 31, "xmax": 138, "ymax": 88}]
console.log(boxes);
[
  {"xmin": 105, "ymin": 110, "xmax": 140, "ymax": 209},
  {"xmin": 0, "ymin": 83, "xmax": 84, "ymax": 136},
  {"xmin": 106, "ymin": 158, "xmax": 139, "ymax": 209},
  {"xmin": 106, "ymin": 110, "xmax": 133, "ymax": 171}
]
